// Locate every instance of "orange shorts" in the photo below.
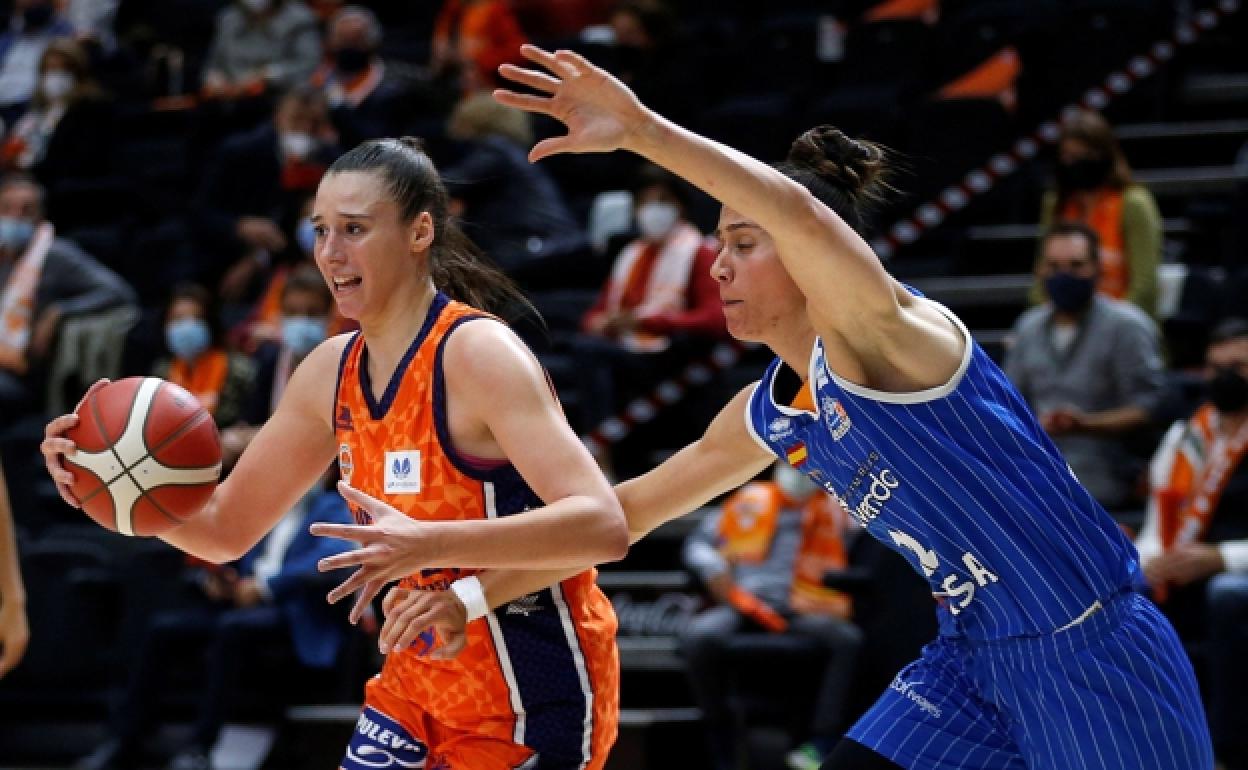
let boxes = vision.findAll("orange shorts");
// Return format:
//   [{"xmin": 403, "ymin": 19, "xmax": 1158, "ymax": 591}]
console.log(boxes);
[{"xmin": 339, "ymin": 677, "xmax": 534, "ymax": 770}]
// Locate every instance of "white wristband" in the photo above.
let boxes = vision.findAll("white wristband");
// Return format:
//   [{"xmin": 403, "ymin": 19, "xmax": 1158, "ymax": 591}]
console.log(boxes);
[{"xmin": 450, "ymin": 576, "xmax": 489, "ymax": 621}]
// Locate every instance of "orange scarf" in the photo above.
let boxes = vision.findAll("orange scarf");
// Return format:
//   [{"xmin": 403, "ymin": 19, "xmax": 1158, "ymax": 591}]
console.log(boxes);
[
  {"xmin": 1154, "ymin": 404, "xmax": 1248, "ymax": 600},
  {"xmin": 1060, "ymin": 188, "xmax": 1126, "ymax": 299},
  {"xmin": 169, "ymin": 348, "xmax": 229, "ymax": 416},
  {"xmin": 0, "ymin": 222, "xmax": 54, "ymax": 361}
]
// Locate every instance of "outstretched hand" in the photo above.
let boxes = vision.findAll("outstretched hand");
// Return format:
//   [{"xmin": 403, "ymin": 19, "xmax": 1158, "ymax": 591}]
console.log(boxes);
[
  {"xmin": 494, "ymin": 44, "xmax": 650, "ymax": 162},
  {"xmin": 310, "ymin": 481, "xmax": 437, "ymax": 624}
]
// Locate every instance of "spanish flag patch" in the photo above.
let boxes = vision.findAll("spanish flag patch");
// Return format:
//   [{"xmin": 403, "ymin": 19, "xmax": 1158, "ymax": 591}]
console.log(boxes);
[{"xmin": 786, "ymin": 441, "xmax": 808, "ymax": 467}]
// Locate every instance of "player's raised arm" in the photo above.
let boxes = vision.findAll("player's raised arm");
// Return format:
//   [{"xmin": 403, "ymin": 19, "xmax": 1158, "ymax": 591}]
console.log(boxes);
[{"xmin": 495, "ymin": 45, "xmax": 963, "ymax": 390}]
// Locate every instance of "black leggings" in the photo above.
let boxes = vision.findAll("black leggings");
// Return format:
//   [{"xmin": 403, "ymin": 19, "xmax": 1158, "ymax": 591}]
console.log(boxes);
[{"xmin": 820, "ymin": 738, "xmax": 906, "ymax": 770}]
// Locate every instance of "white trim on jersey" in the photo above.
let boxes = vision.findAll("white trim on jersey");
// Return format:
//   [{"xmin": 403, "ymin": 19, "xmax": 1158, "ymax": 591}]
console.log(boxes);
[
  {"xmin": 743, "ymin": 382, "xmax": 777, "ymax": 454},
  {"xmin": 482, "ymin": 481, "xmax": 528, "ymax": 745},
  {"xmin": 550, "ymin": 583, "xmax": 594, "ymax": 769},
  {"xmin": 816, "ymin": 298, "xmax": 976, "ymax": 406}
]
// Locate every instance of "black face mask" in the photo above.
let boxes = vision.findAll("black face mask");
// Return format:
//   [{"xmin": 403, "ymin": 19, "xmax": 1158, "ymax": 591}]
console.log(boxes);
[
  {"xmin": 22, "ymin": 4, "xmax": 54, "ymax": 29},
  {"xmin": 333, "ymin": 46, "xmax": 371, "ymax": 75},
  {"xmin": 1056, "ymin": 156, "xmax": 1113, "ymax": 191},
  {"xmin": 1044, "ymin": 271, "xmax": 1097, "ymax": 313},
  {"xmin": 1208, "ymin": 367, "xmax": 1248, "ymax": 414}
]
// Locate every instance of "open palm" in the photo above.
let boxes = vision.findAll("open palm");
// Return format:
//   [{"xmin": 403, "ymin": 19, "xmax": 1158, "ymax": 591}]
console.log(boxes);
[{"xmin": 494, "ymin": 44, "xmax": 647, "ymax": 162}]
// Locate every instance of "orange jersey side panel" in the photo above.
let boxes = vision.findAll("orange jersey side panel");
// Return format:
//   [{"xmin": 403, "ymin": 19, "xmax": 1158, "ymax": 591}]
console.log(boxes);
[{"xmin": 334, "ymin": 294, "xmax": 618, "ymax": 767}]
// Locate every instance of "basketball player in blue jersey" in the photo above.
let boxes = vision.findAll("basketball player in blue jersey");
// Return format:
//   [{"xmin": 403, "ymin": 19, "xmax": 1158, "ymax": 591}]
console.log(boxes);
[
  {"xmin": 490, "ymin": 46, "xmax": 1216, "ymax": 769},
  {"xmin": 317, "ymin": 47, "xmax": 1212, "ymax": 769}
]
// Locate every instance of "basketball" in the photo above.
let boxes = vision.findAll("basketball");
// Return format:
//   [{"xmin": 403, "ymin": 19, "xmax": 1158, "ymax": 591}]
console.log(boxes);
[{"xmin": 63, "ymin": 377, "xmax": 222, "ymax": 537}]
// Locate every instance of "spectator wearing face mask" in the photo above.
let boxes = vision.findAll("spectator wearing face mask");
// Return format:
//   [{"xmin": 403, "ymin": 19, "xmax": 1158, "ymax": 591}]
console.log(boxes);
[
  {"xmin": 0, "ymin": 38, "xmax": 114, "ymax": 187},
  {"xmin": 1031, "ymin": 109, "xmax": 1162, "ymax": 317},
  {"xmin": 1136, "ymin": 317, "xmax": 1248, "ymax": 770},
  {"xmin": 220, "ymin": 263, "xmax": 332, "ymax": 467},
  {"xmin": 152, "ymin": 283, "xmax": 256, "ymax": 429},
  {"xmin": 194, "ymin": 86, "xmax": 339, "ymax": 317},
  {"xmin": 572, "ymin": 164, "xmax": 726, "ymax": 472},
  {"xmin": 0, "ymin": 172, "xmax": 133, "ymax": 423},
  {"xmin": 0, "ymin": 0, "xmax": 74, "ymax": 128},
  {"xmin": 1005, "ymin": 221, "xmax": 1165, "ymax": 513},
  {"xmin": 308, "ymin": 5, "xmax": 415, "ymax": 148},
  {"xmin": 201, "ymin": 0, "xmax": 321, "ymax": 101}
]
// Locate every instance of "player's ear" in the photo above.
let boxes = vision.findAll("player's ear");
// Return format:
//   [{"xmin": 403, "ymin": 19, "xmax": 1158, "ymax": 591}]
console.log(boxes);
[{"xmin": 410, "ymin": 211, "xmax": 435, "ymax": 255}]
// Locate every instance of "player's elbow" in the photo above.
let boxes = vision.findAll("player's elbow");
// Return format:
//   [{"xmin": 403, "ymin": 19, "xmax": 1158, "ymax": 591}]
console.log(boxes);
[{"xmin": 594, "ymin": 498, "xmax": 630, "ymax": 563}]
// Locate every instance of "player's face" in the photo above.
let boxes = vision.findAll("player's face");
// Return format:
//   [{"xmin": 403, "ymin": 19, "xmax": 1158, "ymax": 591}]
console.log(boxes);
[
  {"xmin": 310, "ymin": 171, "xmax": 430, "ymax": 322},
  {"xmin": 712, "ymin": 206, "xmax": 806, "ymax": 343}
]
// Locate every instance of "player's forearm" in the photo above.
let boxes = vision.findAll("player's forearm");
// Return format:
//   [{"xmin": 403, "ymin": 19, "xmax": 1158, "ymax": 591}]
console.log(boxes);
[
  {"xmin": 0, "ymin": 472, "xmax": 25, "ymax": 605},
  {"xmin": 623, "ymin": 112, "xmax": 896, "ymax": 319},
  {"xmin": 431, "ymin": 495, "xmax": 628, "ymax": 569},
  {"xmin": 159, "ymin": 482, "xmax": 270, "ymax": 564},
  {"xmin": 479, "ymin": 568, "xmax": 586, "ymax": 609}
]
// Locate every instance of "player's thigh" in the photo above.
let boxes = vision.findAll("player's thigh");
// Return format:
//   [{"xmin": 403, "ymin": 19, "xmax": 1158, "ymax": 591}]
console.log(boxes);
[
  {"xmin": 1002, "ymin": 597, "xmax": 1214, "ymax": 770},
  {"xmin": 432, "ymin": 730, "xmax": 534, "ymax": 770},
  {"xmin": 846, "ymin": 642, "xmax": 1026, "ymax": 770},
  {"xmin": 339, "ymin": 680, "xmax": 432, "ymax": 770}
]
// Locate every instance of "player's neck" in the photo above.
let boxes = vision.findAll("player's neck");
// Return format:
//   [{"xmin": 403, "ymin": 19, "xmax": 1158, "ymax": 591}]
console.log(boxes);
[
  {"xmin": 771, "ymin": 325, "xmax": 818, "ymax": 379},
  {"xmin": 359, "ymin": 281, "xmax": 437, "ymax": 374}
]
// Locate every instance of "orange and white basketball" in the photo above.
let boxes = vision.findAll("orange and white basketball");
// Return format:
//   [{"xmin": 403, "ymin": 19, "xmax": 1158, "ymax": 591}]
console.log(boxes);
[{"xmin": 64, "ymin": 377, "xmax": 221, "ymax": 536}]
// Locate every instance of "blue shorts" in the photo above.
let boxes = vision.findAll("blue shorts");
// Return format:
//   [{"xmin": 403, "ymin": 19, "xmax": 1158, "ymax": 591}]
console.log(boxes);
[{"xmin": 847, "ymin": 592, "xmax": 1213, "ymax": 770}]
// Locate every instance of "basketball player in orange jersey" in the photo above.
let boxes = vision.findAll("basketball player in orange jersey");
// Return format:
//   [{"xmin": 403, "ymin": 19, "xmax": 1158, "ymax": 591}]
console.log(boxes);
[{"xmin": 40, "ymin": 137, "xmax": 628, "ymax": 770}]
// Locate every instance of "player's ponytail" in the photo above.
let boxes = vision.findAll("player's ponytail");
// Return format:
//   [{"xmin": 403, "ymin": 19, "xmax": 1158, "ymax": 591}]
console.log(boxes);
[
  {"xmin": 325, "ymin": 137, "xmax": 535, "ymax": 320},
  {"xmin": 778, "ymin": 125, "xmax": 896, "ymax": 236}
]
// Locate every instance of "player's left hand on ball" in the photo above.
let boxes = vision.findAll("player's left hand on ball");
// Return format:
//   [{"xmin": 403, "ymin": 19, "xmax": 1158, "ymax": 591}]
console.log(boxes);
[
  {"xmin": 379, "ymin": 585, "xmax": 469, "ymax": 659},
  {"xmin": 312, "ymin": 481, "xmax": 435, "ymax": 622}
]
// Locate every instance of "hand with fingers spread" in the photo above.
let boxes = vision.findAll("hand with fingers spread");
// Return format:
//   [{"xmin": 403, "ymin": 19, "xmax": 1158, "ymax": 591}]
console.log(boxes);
[
  {"xmin": 378, "ymin": 585, "xmax": 469, "ymax": 659},
  {"xmin": 310, "ymin": 481, "xmax": 439, "ymax": 624},
  {"xmin": 40, "ymin": 378, "xmax": 111, "ymax": 509},
  {"xmin": 494, "ymin": 44, "xmax": 651, "ymax": 162}
]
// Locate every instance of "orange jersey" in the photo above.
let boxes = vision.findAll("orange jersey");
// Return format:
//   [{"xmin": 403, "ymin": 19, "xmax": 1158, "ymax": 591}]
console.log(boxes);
[{"xmin": 334, "ymin": 293, "xmax": 619, "ymax": 768}]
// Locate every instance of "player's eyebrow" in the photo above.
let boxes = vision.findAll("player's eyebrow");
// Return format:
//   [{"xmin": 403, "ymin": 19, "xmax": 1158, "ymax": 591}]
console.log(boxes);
[
  {"xmin": 309, "ymin": 211, "xmax": 375, "ymax": 223},
  {"xmin": 712, "ymin": 222, "xmax": 760, "ymax": 241}
]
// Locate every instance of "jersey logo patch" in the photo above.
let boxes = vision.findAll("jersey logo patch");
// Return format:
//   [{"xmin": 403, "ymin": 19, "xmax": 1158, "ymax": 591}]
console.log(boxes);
[
  {"xmin": 338, "ymin": 443, "xmax": 354, "ymax": 484},
  {"xmin": 822, "ymin": 396, "xmax": 851, "ymax": 440},
  {"xmin": 336, "ymin": 405, "xmax": 354, "ymax": 432},
  {"xmin": 385, "ymin": 450, "xmax": 422, "ymax": 494}
]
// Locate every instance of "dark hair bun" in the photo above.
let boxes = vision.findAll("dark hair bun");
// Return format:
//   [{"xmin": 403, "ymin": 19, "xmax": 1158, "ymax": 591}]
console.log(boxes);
[{"xmin": 787, "ymin": 126, "xmax": 888, "ymax": 199}]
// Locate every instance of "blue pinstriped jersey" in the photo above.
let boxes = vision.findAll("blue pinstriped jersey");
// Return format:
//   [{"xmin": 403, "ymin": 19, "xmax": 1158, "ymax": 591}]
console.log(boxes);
[{"xmin": 746, "ymin": 302, "xmax": 1141, "ymax": 641}]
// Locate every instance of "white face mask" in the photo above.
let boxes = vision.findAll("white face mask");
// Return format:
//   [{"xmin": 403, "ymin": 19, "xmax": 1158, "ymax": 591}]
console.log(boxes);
[
  {"xmin": 635, "ymin": 201, "xmax": 679, "ymax": 241},
  {"xmin": 774, "ymin": 462, "xmax": 818, "ymax": 502},
  {"xmin": 40, "ymin": 71, "xmax": 74, "ymax": 102},
  {"xmin": 280, "ymin": 131, "xmax": 314, "ymax": 160}
]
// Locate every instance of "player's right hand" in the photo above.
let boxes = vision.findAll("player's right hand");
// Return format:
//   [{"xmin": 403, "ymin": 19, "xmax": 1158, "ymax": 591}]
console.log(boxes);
[
  {"xmin": 494, "ymin": 45, "xmax": 649, "ymax": 163},
  {"xmin": 40, "ymin": 378, "xmax": 110, "ymax": 509},
  {"xmin": 379, "ymin": 585, "xmax": 468, "ymax": 660}
]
